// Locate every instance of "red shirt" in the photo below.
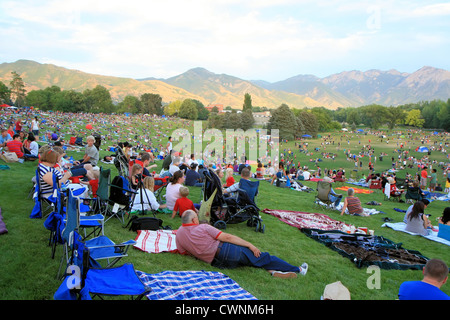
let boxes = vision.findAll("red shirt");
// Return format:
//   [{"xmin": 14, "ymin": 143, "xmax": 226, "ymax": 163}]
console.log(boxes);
[
  {"xmin": 175, "ymin": 223, "xmax": 222, "ymax": 263},
  {"xmin": 7, "ymin": 139, "xmax": 23, "ymax": 158},
  {"xmin": 173, "ymin": 197, "xmax": 196, "ymax": 216},
  {"xmin": 421, "ymin": 169, "xmax": 428, "ymax": 179},
  {"xmin": 225, "ymin": 176, "xmax": 235, "ymax": 187}
]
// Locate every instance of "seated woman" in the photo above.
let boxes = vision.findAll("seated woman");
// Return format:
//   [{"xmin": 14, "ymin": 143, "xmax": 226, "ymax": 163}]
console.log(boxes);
[
  {"xmin": 334, "ymin": 170, "xmax": 345, "ymax": 182},
  {"xmin": 131, "ymin": 176, "xmax": 167, "ymax": 212},
  {"xmin": 340, "ymin": 188, "xmax": 367, "ymax": 216},
  {"xmin": 38, "ymin": 149, "xmax": 72, "ymax": 198},
  {"xmin": 437, "ymin": 207, "xmax": 450, "ymax": 241},
  {"xmin": 165, "ymin": 170, "xmax": 185, "ymax": 211},
  {"xmin": 438, "ymin": 207, "xmax": 450, "ymax": 226},
  {"xmin": 255, "ymin": 162, "xmax": 265, "ymax": 179},
  {"xmin": 270, "ymin": 162, "xmax": 287, "ymax": 186},
  {"xmin": 405, "ymin": 201, "xmax": 432, "ymax": 236},
  {"xmin": 23, "ymin": 132, "xmax": 39, "ymax": 161}
]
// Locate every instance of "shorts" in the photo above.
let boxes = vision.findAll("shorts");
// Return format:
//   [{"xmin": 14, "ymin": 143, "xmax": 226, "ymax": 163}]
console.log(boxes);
[{"xmin": 420, "ymin": 178, "xmax": 427, "ymax": 188}]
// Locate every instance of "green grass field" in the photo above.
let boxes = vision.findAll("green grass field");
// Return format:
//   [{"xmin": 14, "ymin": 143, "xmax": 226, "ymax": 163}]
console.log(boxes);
[{"xmin": 1, "ymin": 117, "xmax": 449, "ymax": 300}]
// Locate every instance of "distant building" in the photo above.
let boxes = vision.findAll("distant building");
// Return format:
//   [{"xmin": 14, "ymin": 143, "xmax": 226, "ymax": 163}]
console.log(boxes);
[
  {"xmin": 206, "ymin": 104, "xmax": 224, "ymax": 112},
  {"xmin": 253, "ymin": 111, "xmax": 271, "ymax": 125}
]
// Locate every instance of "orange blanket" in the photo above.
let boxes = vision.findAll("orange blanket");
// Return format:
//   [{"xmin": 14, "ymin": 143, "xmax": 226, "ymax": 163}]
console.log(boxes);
[{"xmin": 335, "ymin": 186, "xmax": 373, "ymax": 194}]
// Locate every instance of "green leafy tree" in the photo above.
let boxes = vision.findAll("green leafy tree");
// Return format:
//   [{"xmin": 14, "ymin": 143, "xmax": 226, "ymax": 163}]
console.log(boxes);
[
  {"xmin": 9, "ymin": 71, "xmax": 26, "ymax": 107},
  {"xmin": 117, "ymin": 95, "xmax": 141, "ymax": 114},
  {"xmin": 179, "ymin": 99, "xmax": 198, "ymax": 120},
  {"xmin": 26, "ymin": 90, "xmax": 48, "ymax": 109},
  {"xmin": 310, "ymin": 107, "xmax": 334, "ymax": 131},
  {"xmin": 298, "ymin": 111, "xmax": 319, "ymax": 137},
  {"xmin": 346, "ymin": 109, "xmax": 361, "ymax": 126},
  {"xmin": 359, "ymin": 104, "xmax": 388, "ymax": 129},
  {"xmin": 405, "ymin": 109, "xmax": 425, "ymax": 128},
  {"xmin": 0, "ymin": 81, "xmax": 11, "ymax": 104},
  {"xmin": 83, "ymin": 85, "xmax": 113, "ymax": 113},
  {"xmin": 140, "ymin": 93, "xmax": 163, "ymax": 115},
  {"xmin": 191, "ymin": 99, "xmax": 209, "ymax": 120},
  {"xmin": 207, "ymin": 112, "xmax": 223, "ymax": 129},
  {"xmin": 240, "ymin": 110, "xmax": 255, "ymax": 130},
  {"xmin": 386, "ymin": 107, "xmax": 406, "ymax": 129},
  {"xmin": 243, "ymin": 93, "xmax": 252, "ymax": 112},
  {"xmin": 227, "ymin": 111, "xmax": 242, "ymax": 130},
  {"xmin": 267, "ymin": 104, "xmax": 297, "ymax": 140},
  {"xmin": 164, "ymin": 100, "xmax": 182, "ymax": 116}
]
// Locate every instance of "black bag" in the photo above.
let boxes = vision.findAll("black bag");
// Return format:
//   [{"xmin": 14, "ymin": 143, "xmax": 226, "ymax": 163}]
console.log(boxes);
[{"xmin": 125, "ymin": 215, "xmax": 163, "ymax": 232}]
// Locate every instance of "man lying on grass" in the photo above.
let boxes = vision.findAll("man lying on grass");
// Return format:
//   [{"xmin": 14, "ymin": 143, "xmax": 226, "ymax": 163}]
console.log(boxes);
[{"xmin": 176, "ymin": 210, "xmax": 308, "ymax": 279}]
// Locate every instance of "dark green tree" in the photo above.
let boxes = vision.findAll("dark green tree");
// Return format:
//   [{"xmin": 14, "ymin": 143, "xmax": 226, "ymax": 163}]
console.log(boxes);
[
  {"xmin": 267, "ymin": 104, "xmax": 297, "ymax": 140},
  {"xmin": 83, "ymin": 85, "xmax": 113, "ymax": 113},
  {"xmin": 179, "ymin": 99, "xmax": 198, "ymax": 120},
  {"xmin": 9, "ymin": 71, "xmax": 26, "ymax": 107},
  {"xmin": 140, "ymin": 93, "xmax": 163, "ymax": 115},
  {"xmin": 243, "ymin": 93, "xmax": 252, "ymax": 112},
  {"xmin": 0, "ymin": 81, "xmax": 11, "ymax": 104}
]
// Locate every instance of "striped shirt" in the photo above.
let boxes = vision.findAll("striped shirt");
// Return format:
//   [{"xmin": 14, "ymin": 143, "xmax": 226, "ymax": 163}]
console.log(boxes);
[
  {"xmin": 6, "ymin": 140, "xmax": 23, "ymax": 158},
  {"xmin": 39, "ymin": 163, "xmax": 62, "ymax": 194},
  {"xmin": 346, "ymin": 196, "xmax": 363, "ymax": 215}
]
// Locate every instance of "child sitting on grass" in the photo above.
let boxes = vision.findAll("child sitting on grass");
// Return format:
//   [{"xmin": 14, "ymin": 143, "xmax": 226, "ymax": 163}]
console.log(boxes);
[{"xmin": 171, "ymin": 186, "xmax": 198, "ymax": 219}]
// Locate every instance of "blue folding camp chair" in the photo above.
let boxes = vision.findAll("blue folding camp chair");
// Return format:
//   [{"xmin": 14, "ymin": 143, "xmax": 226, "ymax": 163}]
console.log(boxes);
[
  {"xmin": 44, "ymin": 173, "xmax": 105, "ymax": 260},
  {"xmin": 54, "ymin": 244, "xmax": 151, "ymax": 300},
  {"xmin": 30, "ymin": 168, "xmax": 58, "ymax": 219},
  {"xmin": 238, "ymin": 179, "xmax": 260, "ymax": 206},
  {"xmin": 57, "ymin": 189, "xmax": 136, "ymax": 279}
]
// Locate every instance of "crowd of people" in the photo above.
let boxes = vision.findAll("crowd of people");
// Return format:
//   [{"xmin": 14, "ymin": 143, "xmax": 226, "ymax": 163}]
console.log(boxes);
[{"xmin": 1, "ymin": 106, "xmax": 450, "ymax": 298}]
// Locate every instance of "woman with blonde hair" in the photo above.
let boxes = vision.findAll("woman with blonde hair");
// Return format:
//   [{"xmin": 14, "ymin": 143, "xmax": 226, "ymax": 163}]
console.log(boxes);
[{"xmin": 131, "ymin": 176, "xmax": 167, "ymax": 212}]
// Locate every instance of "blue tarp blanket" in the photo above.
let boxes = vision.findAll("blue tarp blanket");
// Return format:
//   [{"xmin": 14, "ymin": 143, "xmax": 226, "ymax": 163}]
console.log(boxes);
[
  {"xmin": 137, "ymin": 270, "xmax": 257, "ymax": 300},
  {"xmin": 382, "ymin": 222, "xmax": 450, "ymax": 246}
]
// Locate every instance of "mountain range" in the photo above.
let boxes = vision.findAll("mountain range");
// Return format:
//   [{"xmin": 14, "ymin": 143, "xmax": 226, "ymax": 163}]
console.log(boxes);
[{"xmin": 1, "ymin": 59, "xmax": 449, "ymax": 110}]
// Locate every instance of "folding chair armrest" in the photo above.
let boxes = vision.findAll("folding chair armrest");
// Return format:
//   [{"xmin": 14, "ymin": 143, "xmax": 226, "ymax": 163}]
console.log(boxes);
[{"xmin": 88, "ymin": 240, "xmax": 136, "ymax": 254}]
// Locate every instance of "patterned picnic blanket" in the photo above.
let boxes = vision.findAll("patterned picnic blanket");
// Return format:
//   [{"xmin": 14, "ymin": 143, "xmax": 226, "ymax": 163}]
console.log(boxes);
[
  {"xmin": 137, "ymin": 270, "xmax": 257, "ymax": 300},
  {"xmin": 134, "ymin": 229, "xmax": 178, "ymax": 254},
  {"xmin": 262, "ymin": 208, "xmax": 351, "ymax": 232}
]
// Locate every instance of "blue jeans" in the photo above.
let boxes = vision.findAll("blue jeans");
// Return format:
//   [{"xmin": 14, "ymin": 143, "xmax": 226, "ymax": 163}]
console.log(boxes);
[{"xmin": 212, "ymin": 242, "xmax": 300, "ymax": 273}]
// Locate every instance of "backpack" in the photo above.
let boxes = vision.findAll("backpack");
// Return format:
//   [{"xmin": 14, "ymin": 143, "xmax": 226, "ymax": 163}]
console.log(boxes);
[
  {"xmin": 125, "ymin": 215, "xmax": 163, "ymax": 232},
  {"xmin": 109, "ymin": 176, "xmax": 131, "ymax": 206}
]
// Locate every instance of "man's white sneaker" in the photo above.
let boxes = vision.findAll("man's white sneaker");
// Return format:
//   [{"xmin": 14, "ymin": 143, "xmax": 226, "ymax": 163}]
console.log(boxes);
[{"xmin": 299, "ymin": 263, "xmax": 308, "ymax": 276}]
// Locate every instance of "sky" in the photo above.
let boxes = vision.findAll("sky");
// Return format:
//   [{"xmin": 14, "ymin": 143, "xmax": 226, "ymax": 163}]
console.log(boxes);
[{"xmin": 0, "ymin": 0, "xmax": 449, "ymax": 82}]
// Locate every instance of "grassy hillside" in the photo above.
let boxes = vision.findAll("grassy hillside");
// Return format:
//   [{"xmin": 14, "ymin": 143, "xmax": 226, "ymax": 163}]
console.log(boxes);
[{"xmin": 0, "ymin": 60, "xmax": 207, "ymax": 104}]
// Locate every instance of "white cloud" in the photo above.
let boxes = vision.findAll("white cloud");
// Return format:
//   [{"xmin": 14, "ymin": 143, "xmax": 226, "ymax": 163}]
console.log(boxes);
[{"xmin": 0, "ymin": 0, "xmax": 448, "ymax": 81}]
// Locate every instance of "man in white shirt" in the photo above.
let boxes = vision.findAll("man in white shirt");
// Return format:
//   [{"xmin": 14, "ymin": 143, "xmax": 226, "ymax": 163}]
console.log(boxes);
[{"xmin": 303, "ymin": 171, "xmax": 311, "ymax": 180}]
